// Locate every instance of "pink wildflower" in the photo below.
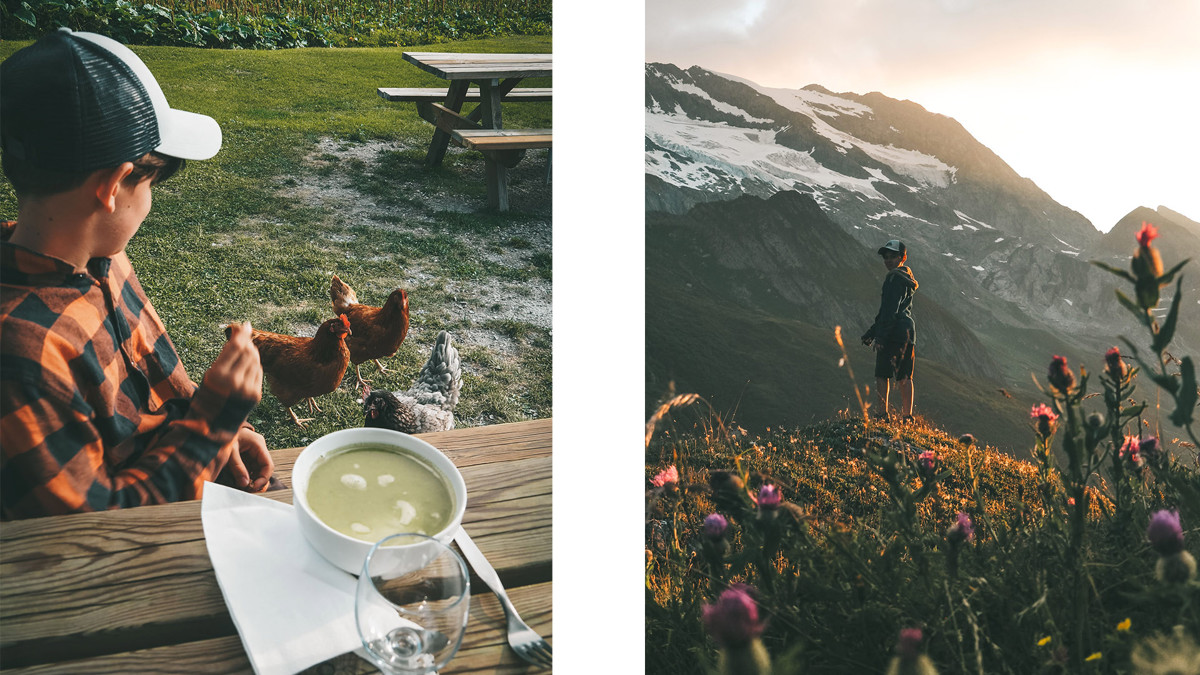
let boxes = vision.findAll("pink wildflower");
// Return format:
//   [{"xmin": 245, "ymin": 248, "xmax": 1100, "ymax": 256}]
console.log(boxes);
[
  {"xmin": 1136, "ymin": 222, "xmax": 1158, "ymax": 248},
  {"xmin": 650, "ymin": 465, "xmax": 678, "ymax": 487},
  {"xmin": 1030, "ymin": 403, "xmax": 1058, "ymax": 422},
  {"xmin": 1119, "ymin": 436, "xmax": 1143, "ymax": 467}
]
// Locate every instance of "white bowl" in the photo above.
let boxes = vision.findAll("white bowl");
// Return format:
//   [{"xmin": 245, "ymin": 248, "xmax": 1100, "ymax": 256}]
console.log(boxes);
[{"xmin": 292, "ymin": 427, "xmax": 468, "ymax": 575}]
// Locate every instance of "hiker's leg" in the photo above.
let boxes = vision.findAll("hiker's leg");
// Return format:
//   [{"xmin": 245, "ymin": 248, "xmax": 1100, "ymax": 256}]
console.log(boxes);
[
  {"xmin": 875, "ymin": 376, "xmax": 891, "ymax": 418},
  {"xmin": 898, "ymin": 378, "xmax": 913, "ymax": 417}
]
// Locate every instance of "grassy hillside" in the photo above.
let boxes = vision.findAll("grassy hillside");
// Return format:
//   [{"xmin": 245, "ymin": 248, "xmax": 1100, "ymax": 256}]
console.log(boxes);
[
  {"xmin": 1, "ymin": 37, "xmax": 552, "ymax": 451},
  {"xmin": 645, "ymin": 411, "xmax": 1200, "ymax": 674}
]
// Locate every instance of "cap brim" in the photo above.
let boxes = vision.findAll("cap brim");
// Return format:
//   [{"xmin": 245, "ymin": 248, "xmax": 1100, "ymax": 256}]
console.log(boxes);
[{"xmin": 155, "ymin": 107, "xmax": 221, "ymax": 160}]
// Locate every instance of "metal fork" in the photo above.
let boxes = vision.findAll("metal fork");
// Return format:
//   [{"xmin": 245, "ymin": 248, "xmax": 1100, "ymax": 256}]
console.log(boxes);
[{"xmin": 454, "ymin": 527, "xmax": 552, "ymax": 669}]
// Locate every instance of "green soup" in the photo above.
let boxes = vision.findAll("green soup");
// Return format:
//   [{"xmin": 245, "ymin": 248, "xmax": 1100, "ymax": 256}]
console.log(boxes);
[{"xmin": 306, "ymin": 446, "xmax": 455, "ymax": 544}]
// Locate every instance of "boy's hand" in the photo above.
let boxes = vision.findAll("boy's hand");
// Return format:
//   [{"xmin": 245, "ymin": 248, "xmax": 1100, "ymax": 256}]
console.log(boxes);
[
  {"xmin": 204, "ymin": 322, "xmax": 263, "ymax": 402},
  {"xmin": 221, "ymin": 428, "xmax": 274, "ymax": 492}
]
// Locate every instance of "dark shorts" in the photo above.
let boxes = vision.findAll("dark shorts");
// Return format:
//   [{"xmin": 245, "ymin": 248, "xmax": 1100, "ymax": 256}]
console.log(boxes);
[{"xmin": 875, "ymin": 341, "xmax": 915, "ymax": 380}]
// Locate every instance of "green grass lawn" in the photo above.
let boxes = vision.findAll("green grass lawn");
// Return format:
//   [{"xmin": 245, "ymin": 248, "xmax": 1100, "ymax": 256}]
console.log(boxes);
[{"xmin": 0, "ymin": 37, "xmax": 552, "ymax": 451}]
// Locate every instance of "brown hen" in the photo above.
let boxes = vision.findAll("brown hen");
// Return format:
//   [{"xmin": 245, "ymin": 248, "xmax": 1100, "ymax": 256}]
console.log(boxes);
[
  {"xmin": 229, "ymin": 315, "xmax": 352, "ymax": 427},
  {"xmin": 329, "ymin": 275, "xmax": 409, "ymax": 387}
]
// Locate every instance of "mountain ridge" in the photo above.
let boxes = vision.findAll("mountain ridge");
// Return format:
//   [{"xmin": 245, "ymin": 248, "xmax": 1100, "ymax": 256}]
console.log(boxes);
[{"xmin": 645, "ymin": 63, "xmax": 1200, "ymax": 453}]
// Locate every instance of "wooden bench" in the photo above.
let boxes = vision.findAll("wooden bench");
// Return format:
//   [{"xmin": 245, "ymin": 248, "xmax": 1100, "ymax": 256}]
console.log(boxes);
[
  {"xmin": 377, "ymin": 87, "xmax": 552, "ymax": 103},
  {"xmin": 451, "ymin": 128, "xmax": 553, "ymax": 211}
]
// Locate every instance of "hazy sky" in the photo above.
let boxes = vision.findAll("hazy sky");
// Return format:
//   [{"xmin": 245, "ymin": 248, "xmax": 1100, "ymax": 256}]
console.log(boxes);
[{"xmin": 645, "ymin": 0, "xmax": 1200, "ymax": 232}]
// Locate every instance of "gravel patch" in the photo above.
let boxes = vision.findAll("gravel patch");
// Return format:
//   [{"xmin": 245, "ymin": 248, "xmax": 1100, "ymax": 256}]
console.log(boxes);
[{"xmin": 273, "ymin": 135, "xmax": 551, "ymax": 367}]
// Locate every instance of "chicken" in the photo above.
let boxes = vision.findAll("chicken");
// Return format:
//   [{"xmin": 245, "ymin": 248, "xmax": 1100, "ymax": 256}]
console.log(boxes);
[
  {"xmin": 330, "ymin": 275, "xmax": 410, "ymax": 388},
  {"xmin": 229, "ymin": 315, "xmax": 352, "ymax": 427},
  {"xmin": 362, "ymin": 330, "xmax": 461, "ymax": 434}
]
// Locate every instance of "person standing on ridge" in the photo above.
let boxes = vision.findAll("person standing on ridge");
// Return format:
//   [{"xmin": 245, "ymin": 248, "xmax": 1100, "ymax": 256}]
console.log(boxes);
[{"xmin": 861, "ymin": 240, "xmax": 919, "ymax": 422}]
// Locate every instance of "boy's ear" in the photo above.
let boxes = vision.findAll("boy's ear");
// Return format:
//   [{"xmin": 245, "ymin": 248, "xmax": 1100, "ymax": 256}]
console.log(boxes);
[{"xmin": 94, "ymin": 162, "xmax": 136, "ymax": 213}]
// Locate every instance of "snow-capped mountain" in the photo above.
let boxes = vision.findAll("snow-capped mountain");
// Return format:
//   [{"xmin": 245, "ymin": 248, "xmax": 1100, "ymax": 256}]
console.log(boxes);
[
  {"xmin": 646, "ymin": 63, "xmax": 1199, "ymax": 449},
  {"xmin": 645, "ymin": 63, "xmax": 1199, "ymax": 358}
]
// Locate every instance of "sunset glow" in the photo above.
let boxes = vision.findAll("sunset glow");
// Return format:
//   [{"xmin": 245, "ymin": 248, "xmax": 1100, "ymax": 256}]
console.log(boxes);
[{"xmin": 646, "ymin": 0, "xmax": 1200, "ymax": 231}]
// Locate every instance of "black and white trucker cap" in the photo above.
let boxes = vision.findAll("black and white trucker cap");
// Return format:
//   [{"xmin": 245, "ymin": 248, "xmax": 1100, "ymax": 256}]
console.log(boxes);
[
  {"xmin": 0, "ymin": 28, "xmax": 221, "ymax": 172},
  {"xmin": 877, "ymin": 239, "xmax": 906, "ymax": 256}
]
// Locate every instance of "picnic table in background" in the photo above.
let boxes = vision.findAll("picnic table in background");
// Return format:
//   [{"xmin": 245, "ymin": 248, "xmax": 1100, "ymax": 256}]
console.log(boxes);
[
  {"xmin": 0, "ymin": 419, "xmax": 552, "ymax": 674},
  {"xmin": 379, "ymin": 52, "xmax": 552, "ymax": 212}
]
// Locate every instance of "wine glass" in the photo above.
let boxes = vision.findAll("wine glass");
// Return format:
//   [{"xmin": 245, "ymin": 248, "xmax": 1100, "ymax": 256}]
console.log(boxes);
[{"xmin": 355, "ymin": 533, "xmax": 470, "ymax": 674}]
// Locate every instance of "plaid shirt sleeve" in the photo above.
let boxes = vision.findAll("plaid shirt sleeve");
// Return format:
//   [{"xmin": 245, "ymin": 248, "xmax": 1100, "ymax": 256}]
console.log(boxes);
[{"xmin": 1, "ymin": 232, "xmax": 256, "ymax": 519}]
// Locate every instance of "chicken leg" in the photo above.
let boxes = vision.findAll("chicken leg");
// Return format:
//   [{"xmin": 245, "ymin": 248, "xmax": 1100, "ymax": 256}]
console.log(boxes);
[{"xmin": 287, "ymin": 407, "xmax": 314, "ymax": 427}]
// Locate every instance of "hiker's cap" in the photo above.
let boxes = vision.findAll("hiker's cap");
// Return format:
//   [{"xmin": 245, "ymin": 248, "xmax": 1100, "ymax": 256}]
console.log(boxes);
[
  {"xmin": 877, "ymin": 240, "xmax": 906, "ymax": 256},
  {"xmin": 0, "ymin": 28, "xmax": 221, "ymax": 173}
]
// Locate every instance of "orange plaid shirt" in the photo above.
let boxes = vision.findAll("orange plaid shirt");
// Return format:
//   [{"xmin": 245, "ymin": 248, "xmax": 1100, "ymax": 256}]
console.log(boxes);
[{"xmin": 1, "ymin": 222, "xmax": 253, "ymax": 519}]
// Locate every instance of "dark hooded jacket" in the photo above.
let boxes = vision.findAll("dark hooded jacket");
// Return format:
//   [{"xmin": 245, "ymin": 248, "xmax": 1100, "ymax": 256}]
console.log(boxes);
[{"xmin": 862, "ymin": 265, "xmax": 918, "ymax": 345}]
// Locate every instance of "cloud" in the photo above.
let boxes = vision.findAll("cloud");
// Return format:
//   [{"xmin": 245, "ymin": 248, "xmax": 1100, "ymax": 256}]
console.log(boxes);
[{"xmin": 646, "ymin": 0, "xmax": 1200, "ymax": 93}]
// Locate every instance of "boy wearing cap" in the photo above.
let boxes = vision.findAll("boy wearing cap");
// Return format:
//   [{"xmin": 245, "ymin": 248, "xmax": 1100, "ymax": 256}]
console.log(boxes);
[
  {"xmin": 0, "ymin": 29, "xmax": 273, "ymax": 519},
  {"xmin": 861, "ymin": 239, "xmax": 919, "ymax": 422}
]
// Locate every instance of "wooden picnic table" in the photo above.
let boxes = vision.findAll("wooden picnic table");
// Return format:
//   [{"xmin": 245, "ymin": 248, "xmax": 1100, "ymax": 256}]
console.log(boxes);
[
  {"xmin": 397, "ymin": 52, "xmax": 551, "ymax": 212},
  {"xmin": 0, "ymin": 418, "xmax": 552, "ymax": 674}
]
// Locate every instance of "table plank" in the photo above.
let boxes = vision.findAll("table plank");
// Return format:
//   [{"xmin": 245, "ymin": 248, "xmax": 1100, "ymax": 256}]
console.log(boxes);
[
  {"xmin": 401, "ymin": 52, "xmax": 552, "ymax": 81},
  {"xmin": 377, "ymin": 87, "xmax": 553, "ymax": 103},
  {"xmin": 0, "ymin": 583, "xmax": 552, "ymax": 674},
  {"xmin": 0, "ymin": 421, "xmax": 551, "ymax": 671}
]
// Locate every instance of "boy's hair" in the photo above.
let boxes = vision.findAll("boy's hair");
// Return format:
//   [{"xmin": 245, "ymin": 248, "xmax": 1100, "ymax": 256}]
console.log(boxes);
[{"xmin": 2, "ymin": 151, "xmax": 184, "ymax": 199}]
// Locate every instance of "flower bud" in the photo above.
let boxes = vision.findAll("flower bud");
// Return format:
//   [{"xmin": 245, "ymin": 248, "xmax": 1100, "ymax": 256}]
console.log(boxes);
[
  {"xmin": 897, "ymin": 628, "xmax": 923, "ymax": 660},
  {"xmin": 1105, "ymin": 346, "xmax": 1128, "ymax": 381},
  {"xmin": 1156, "ymin": 551, "xmax": 1197, "ymax": 584},
  {"xmin": 957, "ymin": 433, "xmax": 975, "ymax": 447},
  {"xmin": 917, "ymin": 449, "xmax": 937, "ymax": 477},
  {"xmin": 1087, "ymin": 413, "xmax": 1105, "ymax": 429},
  {"xmin": 1047, "ymin": 355, "xmax": 1075, "ymax": 394},
  {"xmin": 887, "ymin": 627, "xmax": 940, "ymax": 675},
  {"xmin": 1135, "ymin": 222, "xmax": 1165, "ymax": 278}
]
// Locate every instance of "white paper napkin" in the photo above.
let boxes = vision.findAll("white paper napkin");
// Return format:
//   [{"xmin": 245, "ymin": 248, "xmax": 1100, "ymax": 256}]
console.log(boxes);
[{"xmin": 201, "ymin": 482, "xmax": 363, "ymax": 675}]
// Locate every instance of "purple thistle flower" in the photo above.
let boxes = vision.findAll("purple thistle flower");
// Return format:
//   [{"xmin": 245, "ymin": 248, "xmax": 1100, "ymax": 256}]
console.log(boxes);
[
  {"xmin": 703, "ymin": 513, "xmax": 729, "ymax": 539},
  {"xmin": 701, "ymin": 585, "xmax": 766, "ymax": 648},
  {"xmin": 947, "ymin": 511, "xmax": 974, "ymax": 544},
  {"xmin": 757, "ymin": 484, "xmax": 782, "ymax": 511},
  {"xmin": 1148, "ymin": 510, "xmax": 1185, "ymax": 556}
]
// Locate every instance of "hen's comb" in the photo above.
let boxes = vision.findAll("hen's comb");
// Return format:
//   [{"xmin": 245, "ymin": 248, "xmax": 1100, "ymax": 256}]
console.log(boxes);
[{"xmin": 339, "ymin": 314, "xmax": 351, "ymax": 329}]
